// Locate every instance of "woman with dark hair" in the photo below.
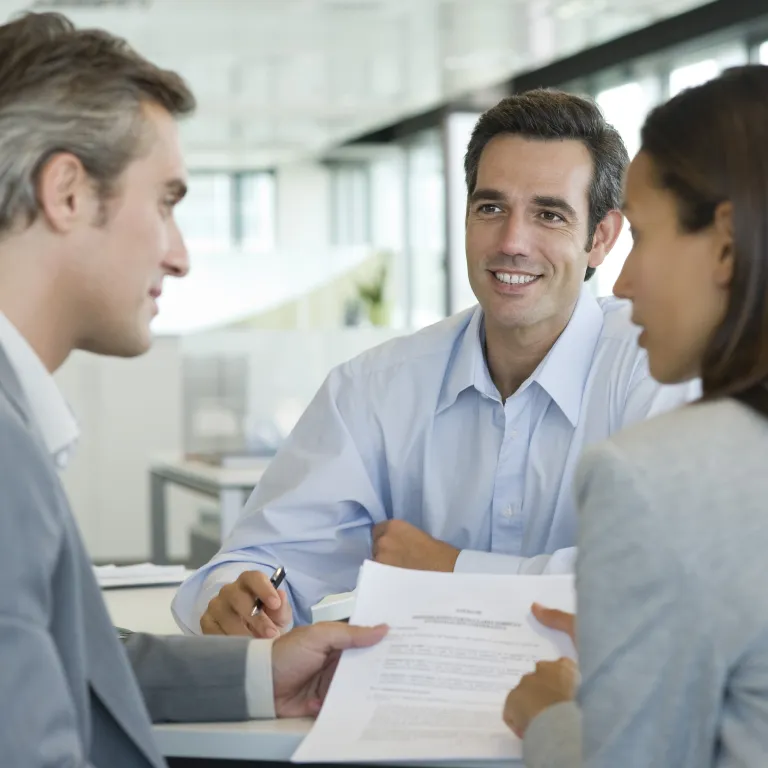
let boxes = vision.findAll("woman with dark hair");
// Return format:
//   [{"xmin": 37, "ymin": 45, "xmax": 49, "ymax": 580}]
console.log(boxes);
[{"xmin": 503, "ymin": 64, "xmax": 768, "ymax": 767}]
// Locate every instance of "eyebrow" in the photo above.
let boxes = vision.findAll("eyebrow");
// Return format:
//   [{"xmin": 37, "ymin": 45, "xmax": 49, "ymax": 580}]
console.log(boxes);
[
  {"xmin": 531, "ymin": 195, "xmax": 578, "ymax": 221},
  {"xmin": 164, "ymin": 179, "xmax": 188, "ymax": 203},
  {"xmin": 468, "ymin": 187, "xmax": 506, "ymax": 205}
]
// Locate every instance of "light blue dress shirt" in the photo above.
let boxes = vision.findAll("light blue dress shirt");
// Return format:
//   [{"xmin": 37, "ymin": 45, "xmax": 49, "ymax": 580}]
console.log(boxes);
[{"xmin": 172, "ymin": 287, "xmax": 697, "ymax": 631}]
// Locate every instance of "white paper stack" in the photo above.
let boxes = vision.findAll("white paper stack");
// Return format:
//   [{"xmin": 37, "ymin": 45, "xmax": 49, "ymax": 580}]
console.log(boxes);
[
  {"xmin": 94, "ymin": 563, "xmax": 193, "ymax": 589},
  {"xmin": 292, "ymin": 561, "xmax": 576, "ymax": 764}
]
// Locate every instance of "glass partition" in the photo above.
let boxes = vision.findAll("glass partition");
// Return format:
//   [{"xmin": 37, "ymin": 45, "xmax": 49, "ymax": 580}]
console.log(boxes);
[{"xmin": 404, "ymin": 129, "xmax": 448, "ymax": 328}]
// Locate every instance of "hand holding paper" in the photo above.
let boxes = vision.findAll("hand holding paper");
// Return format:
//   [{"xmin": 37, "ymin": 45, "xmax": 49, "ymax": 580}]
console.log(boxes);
[{"xmin": 292, "ymin": 560, "xmax": 576, "ymax": 763}]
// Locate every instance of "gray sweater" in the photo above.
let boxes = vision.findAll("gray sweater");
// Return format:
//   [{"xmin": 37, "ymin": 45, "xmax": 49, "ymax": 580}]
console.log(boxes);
[{"xmin": 524, "ymin": 398, "xmax": 768, "ymax": 767}]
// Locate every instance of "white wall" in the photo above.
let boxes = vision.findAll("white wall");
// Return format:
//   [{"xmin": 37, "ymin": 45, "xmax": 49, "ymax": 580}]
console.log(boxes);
[
  {"xmin": 149, "ymin": 160, "xmax": 352, "ymax": 336},
  {"xmin": 55, "ymin": 327, "xmax": 405, "ymax": 564},
  {"xmin": 275, "ymin": 161, "xmax": 331, "ymax": 251},
  {"xmin": 445, "ymin": 112, "xmax": 481, "ymax": 314},
  {"xmin": 55, "ymin": 338, "xmax": 193, "ymax": 562},
  {"xmin": 370, "ymin": 150, "xmax": 407, "ymax": 327}
]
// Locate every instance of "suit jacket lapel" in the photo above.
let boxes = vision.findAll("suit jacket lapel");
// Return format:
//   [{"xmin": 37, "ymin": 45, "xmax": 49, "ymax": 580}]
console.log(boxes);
[
  {"xmin": 79, "ymin": 557, "xmax": 166, "ymax": 768},
  {"xmin": 0, "ymin": 342, "xmax": 166, "ymax": 768},
  {"xmin": 0, "ymin": 344, "xmax": 36, "ymax": 433}
]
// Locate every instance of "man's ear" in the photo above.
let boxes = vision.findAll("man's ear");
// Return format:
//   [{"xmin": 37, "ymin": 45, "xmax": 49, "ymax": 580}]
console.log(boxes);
[
  {"xmin": 36, "ymin": 152, "xmax": 95, "ymax": 233},
  {"xmin": 587, "ymin": 210, "xmax": 624, "ymax": 269}
]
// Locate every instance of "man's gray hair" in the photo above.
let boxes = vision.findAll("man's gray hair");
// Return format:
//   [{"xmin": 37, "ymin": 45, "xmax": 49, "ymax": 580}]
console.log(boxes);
[{"xmin": 0, "ymin": 12, "xmax": 195, "ymax": 233}]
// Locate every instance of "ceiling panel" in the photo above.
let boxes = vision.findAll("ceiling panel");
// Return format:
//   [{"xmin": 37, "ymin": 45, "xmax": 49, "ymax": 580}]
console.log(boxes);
[{"xmin": 1, "ymin": 0, "xmax": 714, "ymax": 166}]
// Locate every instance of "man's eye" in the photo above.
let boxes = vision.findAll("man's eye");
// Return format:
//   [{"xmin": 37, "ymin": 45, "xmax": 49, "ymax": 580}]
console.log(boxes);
[
  {"xmin": 539, "ymin": 211, "xmax": 564, "ymax": 223},
  {"xmin": 477, "ymin": 204, "xmax": 502, "ymax": 214}
]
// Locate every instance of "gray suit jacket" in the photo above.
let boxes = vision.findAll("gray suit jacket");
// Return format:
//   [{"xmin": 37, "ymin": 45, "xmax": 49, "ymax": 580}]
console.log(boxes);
[
  {"xmin": 0, "ymin": 347, "xmax": 251, "ymax": 768},
  {"xmin": 524, "ymin": 398, "xmax": 768, "ymax": 767}
]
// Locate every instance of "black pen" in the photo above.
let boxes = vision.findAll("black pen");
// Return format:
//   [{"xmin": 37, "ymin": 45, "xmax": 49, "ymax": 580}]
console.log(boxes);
[{"xmin": 251, "ymin": 565, "xmax": 286, "ymax": 617}]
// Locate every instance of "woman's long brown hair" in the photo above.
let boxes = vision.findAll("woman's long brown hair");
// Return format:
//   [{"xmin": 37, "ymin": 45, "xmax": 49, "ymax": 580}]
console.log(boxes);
[{"xmin": 640, "ymin": 65, "xmax": 768, "ymax": 415}]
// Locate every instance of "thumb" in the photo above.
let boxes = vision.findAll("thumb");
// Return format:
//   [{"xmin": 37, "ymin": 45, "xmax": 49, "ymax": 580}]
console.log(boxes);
[
  {"xmin": 532, "ymin": 603, "xmax": 575, "ymax": 642},
  {"xmin": 310, "ymin": 622, "xmax": 389, "ymax": 653}
]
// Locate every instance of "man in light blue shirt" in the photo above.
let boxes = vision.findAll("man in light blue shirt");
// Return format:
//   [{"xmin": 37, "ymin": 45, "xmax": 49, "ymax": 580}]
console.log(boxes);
[{"xmin": 173, "ymin": 90, "xmax": 695, "ymax": 635}]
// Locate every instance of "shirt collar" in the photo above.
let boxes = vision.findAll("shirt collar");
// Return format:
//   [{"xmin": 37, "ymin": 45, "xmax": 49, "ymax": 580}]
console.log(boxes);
[
  {"xmin": 532, "ymin": 285, "xmax": 604, "ymax": 426},
  {"xmin": 437, "ymin": 305, "xmax": 487, "ymax": 414},
  {"xmin": 0, "ymin": 312, "xmax": 79, "ymax": 464},
  {"xmin": 437, "ymin": 285, "xmax": 605, "ymax": 426}
]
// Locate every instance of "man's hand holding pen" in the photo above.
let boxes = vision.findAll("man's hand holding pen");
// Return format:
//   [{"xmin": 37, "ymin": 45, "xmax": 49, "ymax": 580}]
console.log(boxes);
[{"xmin": 200, "ymin": 566, "xmax": 292, "ymax": 639}]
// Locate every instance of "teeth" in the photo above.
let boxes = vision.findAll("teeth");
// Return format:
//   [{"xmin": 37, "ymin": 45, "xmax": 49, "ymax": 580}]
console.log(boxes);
[{"xmin": 494, "ymin": 272, "xmax": 538, "ymax": 285}]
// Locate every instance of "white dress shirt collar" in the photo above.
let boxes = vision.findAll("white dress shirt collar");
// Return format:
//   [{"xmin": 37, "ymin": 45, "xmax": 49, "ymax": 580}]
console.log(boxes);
[
  {"xmin": 0, "ymin": 312, "xmax": 79, "ymax": 466},
  {"xmin": 438, "ymin": 284, "xmax": 604, "ymax": 425}
]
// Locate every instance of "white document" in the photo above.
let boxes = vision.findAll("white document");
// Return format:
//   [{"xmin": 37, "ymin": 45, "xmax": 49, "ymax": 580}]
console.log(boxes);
[
  {"xmin": 94, "ymin": 562, "xmax": 192, "ymax": 589},
  {"xmin": 292, "ymin": 561, "xmax": 576, "ymax": 764}
]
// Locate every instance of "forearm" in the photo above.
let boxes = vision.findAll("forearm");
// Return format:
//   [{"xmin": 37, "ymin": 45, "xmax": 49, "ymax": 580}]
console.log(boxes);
[{"xmin": 124, "ymin": 633, "xmax": 252, "ymax": 722}]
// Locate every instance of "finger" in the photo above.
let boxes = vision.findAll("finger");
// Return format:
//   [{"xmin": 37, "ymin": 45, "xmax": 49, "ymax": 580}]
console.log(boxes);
[
  {"xmin": 532, "ymin": 603, "xmax": 576, "ymax": 641},
  {"xmin": 225, "ymin": 585, "xmax": 282, "ymax": 638},
  {"xmin": 311, "ymin": 622, "xmax": 389, "ymax": 653},
  {"xmin": 238, "ymin": 571, "xmax": 282, "ymax": 611},
  {"xmin": 502, "ymin": 690, "xmax": 522, "ymax": 735},
  {"xmin": 262, "ymin": 588, "xmax": 293, "ymax": 630},
  {"xmin": 225, "ymin": 583, "xmax": 266, "ymax": 624},
  {"xmin": 372, "ymin": 521, "xmax": 389, "ymax": 544},
  {"xmin": 533, "ymin": 658, "xmax": 575, "ymax": 680},
  {"xmin": 248, "ymin": 611, "xmax": 281, "ymax": 639},
  {"xmin": 373, "ymin": 549, "xmax": 396, "ymax": 566},
  {"xmin": 207, "ymin": 599, "xmax": 252, "ymax": 636},
  {"xmin": 200, "ymin": 613, "xmax": 224, "ymax": 635},
  {"xmin": 560, "ymin": 657, "xmax": 580, "ymax": 676}
]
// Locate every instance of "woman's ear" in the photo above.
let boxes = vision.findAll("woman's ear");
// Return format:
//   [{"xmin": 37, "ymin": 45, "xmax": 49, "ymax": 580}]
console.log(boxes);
[{"xmin": 713, "ymin": 201, "xmax": 734, "ymax": 288}]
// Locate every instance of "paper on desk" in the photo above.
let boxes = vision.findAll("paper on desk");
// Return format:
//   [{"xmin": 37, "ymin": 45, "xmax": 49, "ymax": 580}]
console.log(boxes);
[
  {"xmin": 292, "ymin": 560, "xmax": 575, "ymax": 764},
  {"xmin": 94, "ymin": 562, "xmax": 193, "ymax": 589}
]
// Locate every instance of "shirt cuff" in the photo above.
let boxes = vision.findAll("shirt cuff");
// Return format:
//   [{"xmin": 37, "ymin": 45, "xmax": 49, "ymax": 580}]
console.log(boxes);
[
  {"xmin": 523, "ymin": 701, "xmax": 582, "ymax": 768},
  {"xmin": 245, "ymin": 639, "xmax": 277, "ymax": 719}
]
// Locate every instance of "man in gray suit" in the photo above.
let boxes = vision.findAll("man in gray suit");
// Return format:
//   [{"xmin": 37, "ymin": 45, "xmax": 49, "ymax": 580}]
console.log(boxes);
[{"xmin": 0, "ymin": 12, "xmax": 386, "ymax": 768}]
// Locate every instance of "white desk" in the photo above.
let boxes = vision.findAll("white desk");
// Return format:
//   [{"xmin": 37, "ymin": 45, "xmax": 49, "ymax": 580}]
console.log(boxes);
[
  {"xmin": 149, "ymin": 455, "xmax": 270, "ymax": 564},
  {"xmin": 154, "ymin": 719, "xmax": 518, "ymax": 767},
  {"xmin": 155, "ymin": 718, "xmax": 311, "ymax": 761},
  {"xmin": 105, "ymin": 585, "xmax": 521, "ymax": 766},
  {"xmin": 102, "ymin": 585, "xmax": 182, "ymax": 635}
]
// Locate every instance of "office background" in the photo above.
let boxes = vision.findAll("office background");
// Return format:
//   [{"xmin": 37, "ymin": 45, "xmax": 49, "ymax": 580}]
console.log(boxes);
[{"xmin": 8, "ymin": 0, "xmax": 765, "ymax": 564}]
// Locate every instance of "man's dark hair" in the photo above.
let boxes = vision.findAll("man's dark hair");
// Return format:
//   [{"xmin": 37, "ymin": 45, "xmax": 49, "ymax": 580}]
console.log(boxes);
[{"xmin": 464, "ymin": 89, "xmax": 629, "ymax": 281}]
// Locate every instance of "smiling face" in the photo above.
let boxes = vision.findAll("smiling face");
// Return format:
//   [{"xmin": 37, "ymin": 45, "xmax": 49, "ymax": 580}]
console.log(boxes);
[
  {"xmin": 614, "ymin": 151, "xmax": 733, "ymax": 384},
  {"xmin": 71, "ymin": 102, "xmax": 190, "ymax": 357},
  {"xmin": 465, "ymin": 134, "xmax": 610, "ymax": 337}
]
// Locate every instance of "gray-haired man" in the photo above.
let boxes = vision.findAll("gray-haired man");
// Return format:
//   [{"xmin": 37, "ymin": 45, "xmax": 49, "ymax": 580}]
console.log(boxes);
[{"xmin": 0, "ymin": 12, "xmax": 385, "ymax": 767}]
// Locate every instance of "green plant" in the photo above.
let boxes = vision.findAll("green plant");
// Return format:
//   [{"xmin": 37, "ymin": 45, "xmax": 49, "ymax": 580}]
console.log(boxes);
[
  {"xmin": 356, "ymin": 263, "xmax": 389, "ymax": 325},
  {"xmin": 357, "ymin": 263, "xmax": 387, "ymax": 306}
]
